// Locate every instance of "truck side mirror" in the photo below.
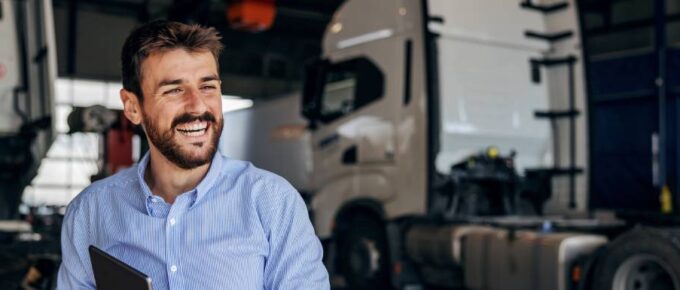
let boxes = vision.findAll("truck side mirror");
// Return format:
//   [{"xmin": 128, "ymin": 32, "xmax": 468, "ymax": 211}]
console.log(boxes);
[{"xmin": 301, "ymin": 58, "xmax": 328, "ymax": 129}]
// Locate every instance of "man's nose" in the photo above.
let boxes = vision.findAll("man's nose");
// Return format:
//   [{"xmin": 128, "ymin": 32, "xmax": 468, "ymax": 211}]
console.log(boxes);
[{"xmin": 184, "ymin": 87, "xmax": 208, "ymax": 113}]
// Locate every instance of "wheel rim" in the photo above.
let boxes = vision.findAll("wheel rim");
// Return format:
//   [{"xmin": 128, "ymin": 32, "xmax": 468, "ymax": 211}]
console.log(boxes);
[
  {"xmin": 613, "ymin": 254, "xmax": 679, "ymax": 290},
  {"xmin": 348, "ymin": 238, "xmax": 381, "ymax": 279}
]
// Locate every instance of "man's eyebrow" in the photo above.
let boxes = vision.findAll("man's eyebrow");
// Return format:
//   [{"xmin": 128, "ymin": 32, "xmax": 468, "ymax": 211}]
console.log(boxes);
[
  {"xmin": 201, "ymin": 75, "xmax": 220, "ymax": 82},
  {"xmin": 157, "ymin": 75, "xmax": 219, "ymax": 88},
  {"xmin": 157, "ymin": 78, "xmax": 183, "ymax": 87}
]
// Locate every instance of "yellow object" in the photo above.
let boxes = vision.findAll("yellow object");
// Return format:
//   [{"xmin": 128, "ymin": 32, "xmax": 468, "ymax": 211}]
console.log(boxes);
[
  {"xmin": 660, "ymin": 185, "xmax": 673, "ymax": 214},
  {"xmin": 487, "ymin": 146, "xmax": 500, "ymax": 159}
]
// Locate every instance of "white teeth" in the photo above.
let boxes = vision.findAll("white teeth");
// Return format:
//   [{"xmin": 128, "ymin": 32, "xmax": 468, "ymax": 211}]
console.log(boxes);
[
  {"xmin": 176, "ymin": 120, "xmax": 208, "ymax": 138},
  {"xmin": 183, "ymin": 130, "xmax": 205, "ymax": 137},
  {"xmin": 177, "ymin": 121, "xmax": 208, "ymax": 132},
  {"xmin": 178, "ymin": 128, "xmax": 207, "ymax": 137}
]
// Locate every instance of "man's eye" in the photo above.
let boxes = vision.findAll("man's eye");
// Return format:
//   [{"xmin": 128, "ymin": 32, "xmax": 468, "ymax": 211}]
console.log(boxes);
[
  {"xmin": 164, "ymin": 88, "xmax": 182, "ymax": 95},
  {"xmin": 201, "ymin": 85, "xmax": 216, "ymax": 91}
]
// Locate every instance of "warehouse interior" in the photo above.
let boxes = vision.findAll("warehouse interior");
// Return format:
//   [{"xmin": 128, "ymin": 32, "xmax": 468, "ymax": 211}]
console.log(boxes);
[{"xmin": 3, "ymin": 0, "xmax": 680, "ymax": 289}]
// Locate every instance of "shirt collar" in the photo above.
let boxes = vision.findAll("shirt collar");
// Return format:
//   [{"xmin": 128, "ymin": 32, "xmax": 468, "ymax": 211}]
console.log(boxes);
[
  {"xmin": 136, "ymin": 153, "xmax": 154, "ymax": 204},
  {"xmin": 194, "ymin": 151, "xmax": 223, "ymax": 205},
  {"xmin": 136, "ymin": 151, "xmax": 224, "ymax": 212}
]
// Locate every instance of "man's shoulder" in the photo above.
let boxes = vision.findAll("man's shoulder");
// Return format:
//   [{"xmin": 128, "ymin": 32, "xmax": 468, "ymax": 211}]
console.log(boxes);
[
  {"xmin": 219, "ymin": 154, "xmax": 297, "ymax": 199},
  {"xmin": 219, "ymin": 156, "xmax": 309, "ymax": 236},
  {"xmin": 220, "ymin": 154, "xmax": 288, "ymax": 185},
  {"xmin": 67, "ymin": 165, "xmax": 138, "ymax": 210}
]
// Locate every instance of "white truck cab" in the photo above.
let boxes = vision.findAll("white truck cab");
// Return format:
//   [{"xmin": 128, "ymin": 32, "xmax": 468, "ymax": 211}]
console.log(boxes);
[
  {"xmin": 301, "ymin": 0, "xmax": 590, "ymax": 289},
  {"xmin": 303, "ymin": 0, "xmax": 574, "ymax": 238}
]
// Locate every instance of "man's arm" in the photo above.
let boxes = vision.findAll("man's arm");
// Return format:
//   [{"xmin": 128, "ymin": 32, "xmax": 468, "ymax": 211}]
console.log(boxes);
[
  {"xmin": 259, "ymin": 183, "xmax": 330, "ymax": 290},
  {"xmin": 57, "ymin": 198, "xmax": 96, "ymax": 290}
]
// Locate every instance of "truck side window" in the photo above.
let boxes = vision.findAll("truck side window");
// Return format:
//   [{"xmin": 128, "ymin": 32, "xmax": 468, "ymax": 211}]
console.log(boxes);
[
  {"xmin": 319, "ymin": 57, "xmax": 384, "ymax": 123},
  {"xmin": 322, "ymin": 71, "xmax": 357, "ymax": 117}
]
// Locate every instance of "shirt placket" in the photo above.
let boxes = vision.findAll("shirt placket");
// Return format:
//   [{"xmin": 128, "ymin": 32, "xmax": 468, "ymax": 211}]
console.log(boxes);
[{"xmin": 166, "ymin": 195, "xmax": 189, "ymax": 290}]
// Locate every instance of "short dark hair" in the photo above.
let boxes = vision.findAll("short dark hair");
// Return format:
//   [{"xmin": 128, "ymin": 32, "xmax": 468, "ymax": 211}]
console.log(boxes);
[{"xmin": 121, "ymin": 20, "xmax": 223, "ymax": 101}]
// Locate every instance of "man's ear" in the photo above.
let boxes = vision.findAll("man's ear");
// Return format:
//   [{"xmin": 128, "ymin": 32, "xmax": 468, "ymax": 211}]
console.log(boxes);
[{"xmin": 120, "ymin": 89, "xmax": 143, "ymax": 125}]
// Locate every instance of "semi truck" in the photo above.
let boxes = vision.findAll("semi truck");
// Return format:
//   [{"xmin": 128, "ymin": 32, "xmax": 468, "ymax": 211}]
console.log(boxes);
[
  {"xmin": 0, "ymin": 0, "xmax": 60, "ymax": 288},
  {"xmin": 0, "ymin": 0, "xmax": 57, "ymax": 220},
  {"xmin": 300, "ymin": 0, "xmax": 680, "ymax": 290}
]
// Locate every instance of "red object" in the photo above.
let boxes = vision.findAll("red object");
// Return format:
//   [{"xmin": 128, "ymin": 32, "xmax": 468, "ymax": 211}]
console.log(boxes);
[
  {"xmin": 0, "ymin": 63, "xmax": 6, "ymax": 80},
  {"xmin": 106, "ymin": 115, "xmax": 134, "ymax": 174},
  {"xmin": 227, "ymin": 0, "xmax": 276, "ymax": 32}
]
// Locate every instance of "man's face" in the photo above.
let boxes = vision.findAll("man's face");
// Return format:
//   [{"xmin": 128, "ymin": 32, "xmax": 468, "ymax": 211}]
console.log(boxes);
[{"xmin": 135, "ymin": 49, "xmax": 223, "ymax": 169}]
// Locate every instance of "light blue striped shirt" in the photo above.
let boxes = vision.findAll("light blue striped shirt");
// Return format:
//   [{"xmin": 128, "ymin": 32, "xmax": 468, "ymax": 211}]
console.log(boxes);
[{"xmin": 57, "ymin": 151, "xmax": 329, "ymax": 290}]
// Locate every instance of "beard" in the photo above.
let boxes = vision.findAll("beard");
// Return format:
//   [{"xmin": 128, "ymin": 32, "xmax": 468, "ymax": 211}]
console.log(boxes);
[{"xmin": 142, "ymin": 111, "xmax": 223, "ymax": 170}]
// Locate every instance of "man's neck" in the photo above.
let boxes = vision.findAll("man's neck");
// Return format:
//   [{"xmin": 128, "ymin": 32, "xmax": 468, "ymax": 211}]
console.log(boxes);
[{"xmin": 144, "ymin": 149, "xmax": 211, "ymax": 204}]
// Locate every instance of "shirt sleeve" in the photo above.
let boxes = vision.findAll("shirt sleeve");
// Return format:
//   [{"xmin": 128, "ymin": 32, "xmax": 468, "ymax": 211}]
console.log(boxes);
[
  {"xmin": 56, "ymin": 198, "xmax": 97, "ymax": 290},
  {"xmin": 259, "ymin": 182, "xmax": 330, "ymax": 290}
]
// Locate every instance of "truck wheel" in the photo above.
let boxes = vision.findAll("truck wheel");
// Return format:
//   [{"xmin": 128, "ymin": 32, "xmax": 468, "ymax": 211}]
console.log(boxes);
[
  {"xmin": 336, "ymin": 213, "xmax": 391, "ymax": 290},
  {"xmin": 592, "ymin": 227, "xmax": 680, "ymax": 290}
]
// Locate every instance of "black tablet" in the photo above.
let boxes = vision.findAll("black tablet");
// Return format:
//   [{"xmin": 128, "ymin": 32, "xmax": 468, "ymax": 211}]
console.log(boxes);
[{"xmin": 88, "ymin": 245, "xmax": 153, "ymax": 290}]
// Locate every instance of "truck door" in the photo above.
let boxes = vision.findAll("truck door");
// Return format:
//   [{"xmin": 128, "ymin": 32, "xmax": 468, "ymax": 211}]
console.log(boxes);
[{"xmin": 305, "ymin": 52, "xmax": 399, "ymax": 203}]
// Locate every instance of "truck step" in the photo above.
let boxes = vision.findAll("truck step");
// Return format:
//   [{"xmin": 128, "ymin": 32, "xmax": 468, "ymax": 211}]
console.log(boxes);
[
  {"xmin": 530, "ymin": 56, "xmax": 577, "ymax": 83},
  {"xmin": 524, "ymin": 30, "xmax": 574, "ymax": 42},
  {"xmin": 520, "ymin": 1, "xmax": 569, "ymax": 14},
  {"xmin": 531, "ymin": 56, "xmax": 577, "ymax": 67},
  {"xmin": 534, "ymin": 109, "xmax": 580, "ymax": 119}
]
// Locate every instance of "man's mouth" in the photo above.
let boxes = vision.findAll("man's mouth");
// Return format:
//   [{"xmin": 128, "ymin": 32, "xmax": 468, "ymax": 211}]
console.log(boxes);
[{"xmin": 175, "ymin": 120, "xmax": 209, "ymax": 137}]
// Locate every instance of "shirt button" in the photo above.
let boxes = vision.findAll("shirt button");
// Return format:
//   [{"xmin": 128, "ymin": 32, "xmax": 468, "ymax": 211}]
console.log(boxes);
[
  {"xmin": 170, "ymin": 265, "xmax": 177, "ymax": 272},
  {"xmin": 169, "ymin": 218, "xmax": 176, "ymax": 226}
]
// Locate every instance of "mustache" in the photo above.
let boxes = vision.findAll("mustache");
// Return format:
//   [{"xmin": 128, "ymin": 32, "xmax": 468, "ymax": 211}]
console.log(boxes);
[{"xmin": 171, "ymin": 112, "xmax": 217, "ymax": 128}]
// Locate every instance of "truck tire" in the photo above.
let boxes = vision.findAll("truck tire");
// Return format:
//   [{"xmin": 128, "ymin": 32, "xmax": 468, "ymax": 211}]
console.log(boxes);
[
  {"xmin": 592, "ymin": 227, "xmax": 680, "ymax": 290},
  {"xmin": 336, "ymin": 212, "xmax": 391, "ymax": 290}
]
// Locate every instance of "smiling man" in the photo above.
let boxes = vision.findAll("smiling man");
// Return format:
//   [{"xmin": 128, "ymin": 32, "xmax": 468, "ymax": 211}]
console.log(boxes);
[{"xmin": 56, "ymin": 21, "xmax": 330, "ymax": 290}]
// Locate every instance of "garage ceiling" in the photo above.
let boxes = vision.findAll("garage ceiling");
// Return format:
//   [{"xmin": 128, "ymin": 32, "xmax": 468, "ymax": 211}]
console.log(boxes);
[{"xmin": 50, "ymin": 0, "xmax": 344, "ymax": 99}]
